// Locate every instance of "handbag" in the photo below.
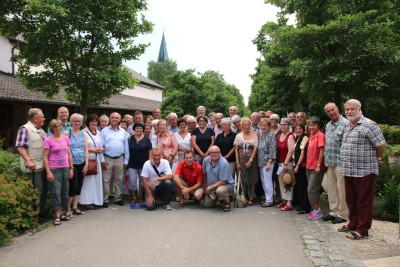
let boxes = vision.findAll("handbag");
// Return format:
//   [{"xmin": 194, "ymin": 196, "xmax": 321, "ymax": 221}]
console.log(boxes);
[
  {"xmin": 86, "ymin": 159, "xmax": 98, "ymax": 175},
  {"xmin": 234, "ymin": 171, "xmax": 247, "ymax": 208},
  {"xmin": 85, "ymin": 129, "xmax": 98, "ymax": 175}
]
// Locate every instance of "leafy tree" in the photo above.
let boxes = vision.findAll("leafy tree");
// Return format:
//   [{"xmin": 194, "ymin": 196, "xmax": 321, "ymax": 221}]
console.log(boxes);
[
  {"xmin": 1, "ymin": 0, "xmax": 153, "ymax": 115},
  {"xmin": 147, "ymin": 59, "xmax": 178, "ymax": 88},
  {"xmin": 250, "ymin": 0, "xmax": 400, "ymax": 123},
  {"xmin": 161, "ymin": 69, "xmax": 246, "ymax": 117}
]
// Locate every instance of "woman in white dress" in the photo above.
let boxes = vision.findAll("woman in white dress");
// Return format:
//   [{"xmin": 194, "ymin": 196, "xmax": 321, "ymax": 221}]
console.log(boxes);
[
  {"xmin": 174, "ymin": 118, "xmax": 192, "ymax": 167},
  {"xmin": 80, "ymin": 114, "xmax": 105, "ymax": 209}
]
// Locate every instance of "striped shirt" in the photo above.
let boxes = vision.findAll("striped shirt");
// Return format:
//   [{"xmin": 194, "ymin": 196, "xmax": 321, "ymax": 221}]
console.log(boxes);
[
  {"xmin": 340, "ymin": 116, "xmax": 385, "ymax": 177},
  {"xmin": 324, "ymin": 116, "xmax": 349, "ymax": 166}
]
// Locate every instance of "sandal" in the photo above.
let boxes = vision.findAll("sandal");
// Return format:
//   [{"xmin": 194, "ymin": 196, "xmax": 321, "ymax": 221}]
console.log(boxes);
[
  {"xmin": 281, "ymin": 205, "xmax": 293, "ymax": 211},
  {"xmin": 138, "ymin": 200, "xmax": 145, "ymax": 205},
  {"xmin": 223, "ymin": 202, "xmax": 231, "ymax": 212},
  {"xmin": 66, "ymin": 210, "xmax": 75, "ymax": 218},
  {"xmin": 175, "ymin": 196, "xmax": 181, "ymax": 202},
  {"xmin": 73, "ymin": 209, "xmax": 85, "ymax": 215},
  {"xmin": 338, "ymin": 225, "xmax": 354, "ymax": 233},
  {"xmin": 276, "ymin": 202, "xmax": 286, "ymax": 208},
  {"xmin": 53, "ymin": 217, "xmax": 61, "ymax": 225},
  {"xmin": 248, "ymin": 199, "xmax": 254, "ymax": 206},
  {"xmin": 346, "ymin": 231, "xmax": 368, "ymax": 240},
  {"xmin": 130, "ymin": 199, "xmax": 137, "ymax": 205},
  {"xmin": 60, "ymin": 214, "xmax": 70, "ymax": 221}
]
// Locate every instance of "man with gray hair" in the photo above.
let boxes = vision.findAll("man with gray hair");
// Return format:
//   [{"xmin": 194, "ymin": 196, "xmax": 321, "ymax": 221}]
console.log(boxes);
[
  {"xmin": 322, "ymin": 103, "xmax": 349, "ymax": 224},
  {"xmin": 213, "ymin": 112, "xmax": 224, "ymax": 136},
  {"xmin": 101, "ymin": 112, "xmax": 129, "ymax": 207},
  {"xmin": 16, "ymin": 108, "xmax": 48, "ymax": 219},
  {"xmin": 202, "ymin": 146, "xmax": 234, "ymax": 212},
  {"xmin": 339, "ymin": 99, "xmax": 386, "ymax": 239}
]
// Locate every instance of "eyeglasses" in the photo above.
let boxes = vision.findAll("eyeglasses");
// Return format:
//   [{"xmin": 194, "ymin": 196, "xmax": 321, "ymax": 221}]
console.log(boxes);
[
  {"xmin": 281, "ymin": 124, "xmax": 288, "ymax": 126},
  {"xmin": 210, "ymin": 151, "xmax": 219, "ymax": 154}
]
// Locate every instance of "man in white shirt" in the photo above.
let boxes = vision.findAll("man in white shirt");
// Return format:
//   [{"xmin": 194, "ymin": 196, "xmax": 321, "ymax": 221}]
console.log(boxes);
[{"xmin": 142, "ymin": 146, "xmax": 173, "ymax": 210}]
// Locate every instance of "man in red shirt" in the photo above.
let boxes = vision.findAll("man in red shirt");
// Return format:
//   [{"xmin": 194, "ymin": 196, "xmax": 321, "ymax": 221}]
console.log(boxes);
[{"xmin": 174, "ymin": 150, "xmax": 204, "ymax": 208}]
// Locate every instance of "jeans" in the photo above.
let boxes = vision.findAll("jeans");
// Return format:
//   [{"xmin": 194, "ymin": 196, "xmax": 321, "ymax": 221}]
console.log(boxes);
[
  {"xmin": 145, "ymin": 180, "xmax": 172, "ymax": 210},
  {"xmin": 48, "ymin": 168, "xmax": 69, "ymax": 210},
  {"xmin": 128, "ymin": 168, "xmax": 143, "ymax": 192}
]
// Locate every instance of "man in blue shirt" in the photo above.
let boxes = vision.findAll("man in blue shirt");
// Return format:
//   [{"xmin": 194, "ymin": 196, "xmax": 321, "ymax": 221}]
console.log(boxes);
[
  {"xmin": 101, "ymin": 112, "xmax": 129, "ymax": 207},
  {"xmin": 202, "ymin": 146, "xmax": 234, "ymax": 212}
]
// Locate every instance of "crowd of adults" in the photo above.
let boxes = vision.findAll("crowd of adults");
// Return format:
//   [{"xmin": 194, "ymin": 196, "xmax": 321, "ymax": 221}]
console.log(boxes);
[{"xmin": 16, "ymin": 99, "xmax": 386, "ymax": 240}]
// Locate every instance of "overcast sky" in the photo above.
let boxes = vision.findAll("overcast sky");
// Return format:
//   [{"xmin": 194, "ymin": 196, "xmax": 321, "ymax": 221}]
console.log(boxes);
[{"xmin": 126, "ymin": 0, "xmax": 281, "ymax": 104}]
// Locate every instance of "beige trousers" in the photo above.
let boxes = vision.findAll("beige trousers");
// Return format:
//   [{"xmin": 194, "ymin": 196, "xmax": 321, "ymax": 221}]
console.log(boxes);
[{"xmin": 326, "ymin": 166, "xmax": 349, "ymax": 220}]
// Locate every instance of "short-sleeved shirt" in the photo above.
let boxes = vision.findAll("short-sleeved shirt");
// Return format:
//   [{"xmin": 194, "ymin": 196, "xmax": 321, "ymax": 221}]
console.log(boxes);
[
  {"xmin": 43, "ymin": 136, "xmax": 71, "ymax": 169},
  {"xmin": 191, "ymin": 127, "xmax": 215, "ymax": 154},
  {"xmin": 306, "ymin": 130, "xmax": 325, "ymax": 170},
  {"xmin": 324, "ymin": 116, "xmax": 349, "ymax": 166},
  {"xmin": 340, "ymin": 116, "xmax": 385, "ymax": 177},
  {"xmin": 128, "ymin": 135, "xmax": 152, "ymax": 169},
  {"xmin": 215, "ymin": 131, "xmax": 237, "ymax": 163},
  {"xmin": 15, "ymin": 125, "xmax": 47, "ymax": 147},
  {"xmin": 141, "ymin": 159, "xmax": 172, "ymax": 187},
  {"xmin": 175, "ymin": 161, "xmax": 204, "ymax": 187},
  {"xmin": 202, "ymin": 156, "xmax": 234, "ymax": 190}
]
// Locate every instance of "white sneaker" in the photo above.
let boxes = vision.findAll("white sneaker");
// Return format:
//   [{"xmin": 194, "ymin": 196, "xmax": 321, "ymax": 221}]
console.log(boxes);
[{"xmin": 164, "ymin": 204, "xmax": 172, "ymax": 210}]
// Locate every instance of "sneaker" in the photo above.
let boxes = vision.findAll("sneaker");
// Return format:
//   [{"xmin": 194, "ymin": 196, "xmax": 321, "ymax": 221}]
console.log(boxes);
[
  {"xmin": 164, "ymin": 204, "xmax": 172, "ymax": 210},
  {"xmin": 308, "ymin": 210, "xmax": 322, "ymax": 221}
]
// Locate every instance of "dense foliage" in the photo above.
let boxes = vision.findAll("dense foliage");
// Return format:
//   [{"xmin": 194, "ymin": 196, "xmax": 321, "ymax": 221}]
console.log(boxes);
[
  {"xmin": 249, "ymin": 0, "xmax": 400, "ymax": 123},
  {"xmin": 1, "ymin": 0, "xmax": 153, "ymax": 115},
  {"xmin": 147, "ymin": 59, "xmax": 178, "ymax": 88},
  {"xmin": 0, "ymin": 150, "xmax": 38, "ymax": 246},
  {"xmin": 160, "ymin": 69, "xmax": 247, "ymax": 118}
]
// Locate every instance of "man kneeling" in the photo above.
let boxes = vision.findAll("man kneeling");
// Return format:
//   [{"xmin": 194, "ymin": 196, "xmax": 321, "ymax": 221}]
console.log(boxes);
[
  {"xmin": 142, "ymin": 147, "xmax": 173, "ymax": 210},
  {"xmin": 202, "ymin": 146, "xmax": 234, "ymax": 212},
  {"xmin": 174, "ymin": 150, "xmax": 204, "ymax": 208}
]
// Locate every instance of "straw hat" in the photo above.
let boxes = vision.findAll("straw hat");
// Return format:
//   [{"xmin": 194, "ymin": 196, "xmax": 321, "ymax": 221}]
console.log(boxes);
[{"xmin": 278, "ymin": 170, "xmax": 296, "ymax": 188}]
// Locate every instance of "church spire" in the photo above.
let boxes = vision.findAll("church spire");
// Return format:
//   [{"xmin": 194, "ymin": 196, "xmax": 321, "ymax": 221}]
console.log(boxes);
[{"xmin": 157, "ymin": 31, "xmax": 169, "ymax": 63}]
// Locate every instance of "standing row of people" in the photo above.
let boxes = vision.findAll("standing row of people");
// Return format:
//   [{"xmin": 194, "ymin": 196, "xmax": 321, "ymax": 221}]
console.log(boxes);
[{"xmin": 16, "ymin": 100, "xmax": 386, "ymax": 240}]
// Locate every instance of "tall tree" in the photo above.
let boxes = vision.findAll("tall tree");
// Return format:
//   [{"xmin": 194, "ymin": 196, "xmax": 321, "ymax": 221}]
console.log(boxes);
[
  {"xmin": 147, "ymin": 59, "xmax": 177, "ymax": 88},
  {"xmin": 161, "ymin": 69, "xmax": 246, "ymax": 117},
  {"xmin": 1, "ymin": 0, "xmax": 153, "ymax": 115},
  {"xmin": 250, "ymin": 0, "xmax": 400, "ymax": 123}
]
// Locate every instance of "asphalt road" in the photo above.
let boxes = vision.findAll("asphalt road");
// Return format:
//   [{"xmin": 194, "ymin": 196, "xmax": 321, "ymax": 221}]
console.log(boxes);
[{"xmin": 0, "ymin": 202, "xmax": 313, "ymax": 267}]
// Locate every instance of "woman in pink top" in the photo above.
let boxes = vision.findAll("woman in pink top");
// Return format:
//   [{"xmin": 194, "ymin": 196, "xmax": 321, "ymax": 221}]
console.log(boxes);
[{"xmin": 43, "ymin": 119, "xmax": 74, "ymax": 225}]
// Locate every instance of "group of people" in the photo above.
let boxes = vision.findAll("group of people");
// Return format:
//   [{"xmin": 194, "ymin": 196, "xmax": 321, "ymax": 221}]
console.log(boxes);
[{"xmin": 16, "ymin": 99, "xmax": 385, "ymax": 241}]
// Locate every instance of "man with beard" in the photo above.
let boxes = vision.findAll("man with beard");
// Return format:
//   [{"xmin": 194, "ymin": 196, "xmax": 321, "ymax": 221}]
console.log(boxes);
[{"xmin": 339, "ymin": 99, "xmax": 385, "ymax": 240}]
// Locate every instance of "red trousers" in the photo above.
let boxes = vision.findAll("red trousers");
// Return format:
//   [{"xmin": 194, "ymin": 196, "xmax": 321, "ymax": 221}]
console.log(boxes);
[{"xmin": 344, "ymin": 174, "xmax": 376, "ymax": 236}]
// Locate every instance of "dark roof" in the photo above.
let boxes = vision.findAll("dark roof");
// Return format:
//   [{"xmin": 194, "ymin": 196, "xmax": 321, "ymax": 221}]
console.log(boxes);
[
  {"xmin": 124, "ymin": 65, "xmax": 165, "ymax": 90},
  {"xmin": 0, "ymin": 72, "xmax": 161, "ymax": 112},
  {"xmin": 157, "ymin": 32, "xmax": 169, "ymax": 63}
]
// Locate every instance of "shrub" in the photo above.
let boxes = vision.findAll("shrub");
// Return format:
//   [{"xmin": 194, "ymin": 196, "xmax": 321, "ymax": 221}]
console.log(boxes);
[
  {"xmin": 379, "ymin": 124, "xmax": 400, "ymax": 145},
  {"xmin": 0, "ymin": 151, "xmax": 38, "ymax": 246},
  {"xmin": 375, "ymin": 156, "xmax": 400, "ymax": 222}
]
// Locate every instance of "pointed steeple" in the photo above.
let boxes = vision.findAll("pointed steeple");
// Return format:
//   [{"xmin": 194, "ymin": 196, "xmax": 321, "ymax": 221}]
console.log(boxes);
[{"xmin": 157, "ymin": 32, "xmax": 169, "ymax": 63}]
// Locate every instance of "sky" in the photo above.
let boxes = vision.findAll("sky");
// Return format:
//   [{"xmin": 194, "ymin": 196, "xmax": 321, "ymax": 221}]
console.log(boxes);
[{"xmin": 126, "ymin": 0, "xmax": 281, "ymax": 105}]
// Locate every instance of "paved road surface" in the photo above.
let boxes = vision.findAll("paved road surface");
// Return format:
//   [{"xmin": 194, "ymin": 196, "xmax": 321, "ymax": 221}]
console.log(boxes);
[{"xmin": 0, "ymin": 202, "xmax": 312, "ymax": 267}]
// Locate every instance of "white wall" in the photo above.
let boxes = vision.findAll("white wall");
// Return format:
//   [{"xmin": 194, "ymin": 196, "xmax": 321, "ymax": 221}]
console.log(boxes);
[
  {"xmin": 0, "ymin": 36, "xmax": 13, "ymax": 73},
  {"xmin": 121, "ymin": 85, "xmax": 163, "ymax": 102}
]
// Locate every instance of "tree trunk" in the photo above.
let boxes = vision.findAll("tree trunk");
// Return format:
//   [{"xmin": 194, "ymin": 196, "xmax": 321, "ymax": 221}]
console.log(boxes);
[{"xmin": 80, "ymin": 87, "xmax": 89, "ymax": 116}]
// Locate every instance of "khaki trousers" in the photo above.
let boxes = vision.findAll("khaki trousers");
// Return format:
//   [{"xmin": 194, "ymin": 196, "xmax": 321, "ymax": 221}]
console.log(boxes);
[
  {"xmin": 326, "ymin": 166, "xmax": 349, "ymax": 220},
  {"xmin": 203, "ymin": 185, "xmax": 232, "ymax": 208},
  {"xmin": 103, "ymin": 156, "xmax": 124, "ymax": 203}
]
